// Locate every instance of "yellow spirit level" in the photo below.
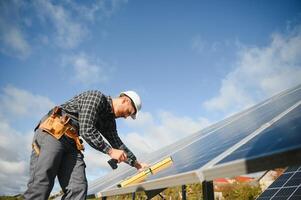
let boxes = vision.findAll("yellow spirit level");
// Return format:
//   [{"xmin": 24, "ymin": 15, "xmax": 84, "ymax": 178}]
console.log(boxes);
[{"xmin": 118, "ymin": 156, "xmax": 173, "ymax": 188}]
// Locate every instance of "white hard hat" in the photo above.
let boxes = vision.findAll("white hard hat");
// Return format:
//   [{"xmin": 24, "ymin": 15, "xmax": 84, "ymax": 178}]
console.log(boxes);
[{"xmin": 120, "ymin": 91, "xmax": 142, "ymax": 119}]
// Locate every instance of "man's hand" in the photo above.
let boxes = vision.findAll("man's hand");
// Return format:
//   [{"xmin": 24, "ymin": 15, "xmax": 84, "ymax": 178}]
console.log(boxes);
[
  {"xmin": 134, "ymin": 161, "xmax": 149, "ymax": 171},
  {"xmin": 108, "ymin": 148, "xmax": 127, "ymax": 163}
]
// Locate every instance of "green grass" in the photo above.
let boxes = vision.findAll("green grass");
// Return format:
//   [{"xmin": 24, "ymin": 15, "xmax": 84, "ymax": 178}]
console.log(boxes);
[{"xmin": 1, "ymin": 182, "xmax": 262, "ymax": 200}]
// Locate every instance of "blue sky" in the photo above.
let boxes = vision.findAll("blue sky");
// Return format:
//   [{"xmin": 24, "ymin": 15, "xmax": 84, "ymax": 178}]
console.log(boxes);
[{"xmin": 1, "ymin": 0, "xmax": 301, "ymax": 195}]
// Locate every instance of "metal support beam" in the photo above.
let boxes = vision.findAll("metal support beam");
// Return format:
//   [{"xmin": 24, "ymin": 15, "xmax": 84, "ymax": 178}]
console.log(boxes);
[
  {"xmin": 132, "ymin": 192, "xmax": 135, "ymax": 200},
  {"xmin": 158, "ymin": 193, "xmax": 165, "ymax": 199},
  {"xmin": 145, "ymin": 188, "xmax": 166, "ymax": 199},
  {"xmin": 181, "ymin": 185, "xmax": 187, "ymax": 200},
  {"xmin": 202, "ymin": 181, "xmax": 214, "ymax": 200}
]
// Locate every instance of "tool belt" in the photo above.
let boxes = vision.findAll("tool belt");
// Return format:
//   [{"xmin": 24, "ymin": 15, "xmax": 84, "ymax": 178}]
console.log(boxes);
[{"xmin": 38, "ymin": 106, "xmax": 84, "ymax": 151}]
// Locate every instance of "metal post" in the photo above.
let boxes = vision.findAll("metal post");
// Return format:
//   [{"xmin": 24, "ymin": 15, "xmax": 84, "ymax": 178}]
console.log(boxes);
[
  {"xmin": 158, "ymin": 193, "xmax": 165, "ymax": 199},
  {"xmin": 132, "ymin": 192, "xmax": 136, "ymax": 200},
  {"xmin": 202, "ymin": 181, "xmax": 214, "ymax": 200},
  {"xmin": 145, "ymin": 188, "xmax": 166, "ymax": 199},
  {"xmin": 181, "ymin": 185, "xmax": 187, "ymax": 200}
]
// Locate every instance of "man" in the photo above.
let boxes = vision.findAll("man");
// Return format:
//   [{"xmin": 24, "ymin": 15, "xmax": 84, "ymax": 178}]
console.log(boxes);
[{"xmin": 24, "ymin": 90, "xmax": 147, "ymax": 200}]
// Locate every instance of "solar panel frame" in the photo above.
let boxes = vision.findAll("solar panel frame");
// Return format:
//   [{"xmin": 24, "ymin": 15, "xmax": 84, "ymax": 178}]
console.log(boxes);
[
  {"xmin": 97, "ymin": 128, "xmax": 300, "ymax": 196},
  {"xmin": 88, "ymin": 84, "xmax": 301, "ymax": 198},
  {"xmin": 89, "ymin": 88, "xmax": 278, "ymax": 195},
  {"xmin": 256, "ymin": 166, "xmax": 301, "ymax": 200},
  {"xmin": 218, "ymin": 104, "xmax": 301, "ymax": 164},
  {"xmin": 202, "ymin": 100, "xmax": 301, "ymax": 181},
  {"xmin": 88, "ymin": 99, "xmax": 256, "ymax": 195}
]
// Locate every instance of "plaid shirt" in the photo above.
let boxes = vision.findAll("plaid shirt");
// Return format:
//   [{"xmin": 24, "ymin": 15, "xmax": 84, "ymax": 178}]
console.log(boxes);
[{"xmin": 59, "ymin": 90, "xmax": 136, "ymax": 163}]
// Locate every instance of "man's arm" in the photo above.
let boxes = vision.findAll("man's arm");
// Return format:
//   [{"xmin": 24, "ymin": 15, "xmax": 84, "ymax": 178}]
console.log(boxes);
[
  {"xmin": 78, "ymin": 91, "xmax": 112, "ymax": 154},
  {"xmin": 78, "ymin": 91, "xmax": 146, "ymax": 169},
  {"xmin": 104, "ymin": 130, "xmax": 137, "ymax": 165},
  {"xmin": 105, "ymin": 130, "xmax": 149, "ymax": 170}
]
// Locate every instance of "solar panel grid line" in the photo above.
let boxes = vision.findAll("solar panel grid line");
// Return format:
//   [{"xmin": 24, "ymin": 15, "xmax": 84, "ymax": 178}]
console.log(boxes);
[
  {"xmin": 198, "ymin": 100, "xmax": 301, "ymax": 177},
  {"xmin": 285, "ymin": 166, "xmax": 300, "ymax": 173},
  {"xmin": 217, "ymin": 105, "xmax": 301, "ymax": 166},
  {"xmin": 271, "ymin": 186, "xmax": 297, "ymax": 199},
  {"xmin": 88, "ymin": 98, "xmax": 262, "ymax": 193},
  {"xmin": 285, "ymin": 172, "xmax": 301, "ymax": 187},
  {"xmin": 155, "ymin": 87, "xmax": 301, "ymax": 180},
  {"xmin": 89, "ymin": 84, "xmax": 301, "ymax": 197},
  {"xmin": 97, "ymin": 149, "xmax": 301, "ymax": 198},
  {"xmin": 287, "ymin": 172, "xmax": 301, "ymax": 200},
  {"xmin": 92, "ymin": 96, "xmax": 271, "ymax": 194},
  {"xmin": 172, "ymin": 86, "xmax": 301, "ymax": 179},
  {"xmin": 88, "ymin": 102, "xmax": 251, "ymax": 191},
  {"xmin": 150, "ymin": 109, "xmax": 250, "ymax": 165},
  {"xmin": 289, "ymin": 185, "xmax": 301, "ymax": 199},
  {"xmin": 287, "ymin": 187, "xmax": 300, "ymax": 200},
  {"xmin": 255, "ymin": 166, "xmax": 301, "ymax": 200}
]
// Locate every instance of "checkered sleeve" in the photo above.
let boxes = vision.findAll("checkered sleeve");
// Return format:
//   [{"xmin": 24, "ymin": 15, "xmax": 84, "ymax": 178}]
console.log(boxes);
[{"xmin": 78, "ymin": 91, "xmax": 112, "ymax": 154}]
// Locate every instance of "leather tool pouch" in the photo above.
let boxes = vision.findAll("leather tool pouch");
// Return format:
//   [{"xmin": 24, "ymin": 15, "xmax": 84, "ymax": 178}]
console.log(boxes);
[
  {"xmin": 38, "ymin": 107, "xmax": 84, "ymax": 151},
  {"xmin": 39, "ymin": 107, "xmax": 69, "ymax": 140}
]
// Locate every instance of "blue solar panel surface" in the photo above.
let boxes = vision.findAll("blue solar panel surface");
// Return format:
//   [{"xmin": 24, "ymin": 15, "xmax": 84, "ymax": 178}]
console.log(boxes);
[
  {"xmin": 88, "ymin": 107, "xmax": 247, "ymax": 194},
  {"xmin": 148, "ymin": 86, "xmax": 301, "ymax": 180},
  {"xmin": 256, "ymin": 166, "xmax": 301, "ymax": 200},
  {"xmin": 88, "ymin": 85, "xmax": 301, "ymax": 195},
  {"xmin": 218, "ymin": 104, "xmax": 301, "ymax": 164}
]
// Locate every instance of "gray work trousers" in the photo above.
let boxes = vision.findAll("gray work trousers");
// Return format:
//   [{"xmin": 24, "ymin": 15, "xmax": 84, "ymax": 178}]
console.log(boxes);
[{"xmin": 24, "ymin": 129, "xmax": 87, "ymax": 200}]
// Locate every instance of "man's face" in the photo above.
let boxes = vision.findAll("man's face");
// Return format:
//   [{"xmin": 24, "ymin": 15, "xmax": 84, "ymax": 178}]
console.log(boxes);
[{"xmin": 116, "ymin": 96, "xmax": 136, "ymax": 119}]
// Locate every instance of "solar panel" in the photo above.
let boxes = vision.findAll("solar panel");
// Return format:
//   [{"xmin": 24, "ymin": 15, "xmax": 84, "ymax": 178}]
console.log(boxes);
[
  {"xmin": 88, "ymin": 84, "xmax": 301, "ymax": 198},
  {"xmin": 256, "ymin": 166, "xmax": 301, "ymax": 200},
  {"xmin": 218, "ymin": 103, "xmax": 301, "ymax": 164},
  {"xmin": 202, "ymin": 99, "xmax": 301, "ymax": 181},
  {"xmin": 88, "ymin": 90, "xmax": 271, "ymax": 194}
]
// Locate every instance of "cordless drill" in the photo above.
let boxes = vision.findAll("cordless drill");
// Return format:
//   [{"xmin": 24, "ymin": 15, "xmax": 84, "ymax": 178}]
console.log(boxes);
[{"xmin": 107, "ymin": 144, "xmax": 136, "ymax": 169}]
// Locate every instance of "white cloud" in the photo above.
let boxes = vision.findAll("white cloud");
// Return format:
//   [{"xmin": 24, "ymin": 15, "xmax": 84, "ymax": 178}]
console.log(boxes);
[
  {"xmin": 0, "ymin": 85, "xmax": 55, "ymax": 119},
  {"xmin": 0, "ymin": 86, "xmax": 56, "ymax": 195},
  {"xmin": 0, "ymin": 0, "xmax": 128, "ymax": 56},
  {"xmin": 0, "ymin": 160, "xmax": 26, "ymax": 175},
  {"xmin": 0, "ymin": 1, "xmax": 31, "ymax": 58},
  {"xmin": 0, "ymin": 118, "xmax": 32, "ymax": 195},
  {"xmin": 203, "ymin": 26, "xmax": 301, "ymax": 114},
  {"xmin": 84, "ymin": 146, "xmax": 111, "ymax": 181},
  {"xmin": 33, "ymin": 0, "xmax": 87, "ymax": 49},
  {"xmin": 123, "ymin": 111, "xmax": 211, "ymax": 155},
  {"xmin": 32, "ymin": 0, "xmax": 128, "ymax": 49},
  {"xmin": 63, "ymin": 53, "xmax": 111, "ymax": 85},
  {"xmin": 80, "ymin": 110, "xmax": 209, "ymax": 173},
  {"xmin": 0, "ymin": 86, "xmax": 117, "ymax": 195},
  {"xmin": 66, "ymin": 0, "xmax": 128, "ymax": 21},
  {"xmin": 0, "ymin": 86, "xmax": 210, "ymax": 194},
  {"xmin": 0, "ymin": 24, "xmax": 31, "ymax": 58}
]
